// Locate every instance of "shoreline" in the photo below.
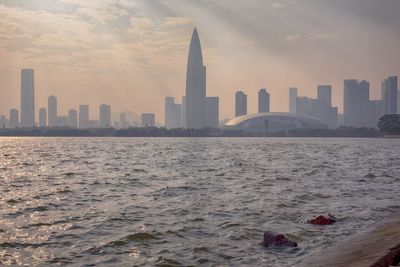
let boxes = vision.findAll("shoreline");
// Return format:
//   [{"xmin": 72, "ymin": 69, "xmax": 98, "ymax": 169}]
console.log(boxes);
[{"xmin": 298, "ymin": 215, "xmax": 400, "ymax": 267}]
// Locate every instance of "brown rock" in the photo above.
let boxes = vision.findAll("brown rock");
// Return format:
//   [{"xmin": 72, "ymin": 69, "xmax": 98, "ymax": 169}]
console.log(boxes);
[{"xmin": 263, "ymin": 231, "xmax": 298, "ymax": 247}]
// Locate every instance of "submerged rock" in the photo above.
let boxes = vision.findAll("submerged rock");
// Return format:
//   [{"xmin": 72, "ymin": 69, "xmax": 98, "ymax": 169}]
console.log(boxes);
[
  {"xmin": 262, "ymin": 231, "xmax": 298, "ymax": 248},
  {"xmin": 308, "ymin": 214, "xmax": 337, "ymax": 225}
]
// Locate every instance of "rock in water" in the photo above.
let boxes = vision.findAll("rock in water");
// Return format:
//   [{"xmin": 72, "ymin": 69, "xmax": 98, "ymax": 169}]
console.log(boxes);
[
  {"xmin": 262, "ymin": 231, "xmax": 298, "ymax": 247},
  {"xmin": 308, "ymin": 214, "xmax": 337, "ymax": 225}
]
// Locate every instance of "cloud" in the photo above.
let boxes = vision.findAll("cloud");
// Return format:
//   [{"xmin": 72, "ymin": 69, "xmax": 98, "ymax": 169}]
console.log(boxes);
[
  {"xmin": 284, "ymin": 33, "xmax": 302, "ymax": 43},
  {"xmin": 271, "ymin": 2, "xmax": 286, "ymax": 9},
  {"xmin": 163, "ymin": 17, "xmax": 193, "ymax": 27}
]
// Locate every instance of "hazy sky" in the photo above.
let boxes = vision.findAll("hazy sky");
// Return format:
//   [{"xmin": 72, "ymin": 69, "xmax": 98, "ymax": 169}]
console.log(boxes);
[{"xmin": 1, "ymin": 0, "xmax": 399, "ymax": 122}]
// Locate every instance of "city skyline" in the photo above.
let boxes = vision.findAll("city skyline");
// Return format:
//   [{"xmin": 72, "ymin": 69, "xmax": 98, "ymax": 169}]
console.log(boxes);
[{"xmin": 1, "ymin": 1, "xmax": 400, "ymax": 121}]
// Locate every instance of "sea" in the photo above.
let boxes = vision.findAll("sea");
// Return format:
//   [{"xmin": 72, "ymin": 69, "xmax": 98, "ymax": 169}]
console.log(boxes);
[{"xmin": 0, "ymin": 137, "xmax": 399, "ymax": 266}]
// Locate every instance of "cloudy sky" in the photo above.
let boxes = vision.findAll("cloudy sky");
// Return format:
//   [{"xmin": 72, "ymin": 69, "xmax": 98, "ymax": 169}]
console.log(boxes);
[{"xmin": 0, "ymin": 0, "xmax": 399, "ymax": 122}]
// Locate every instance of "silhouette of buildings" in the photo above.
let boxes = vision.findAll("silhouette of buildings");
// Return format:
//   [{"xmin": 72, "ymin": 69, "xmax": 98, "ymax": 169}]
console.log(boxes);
[
  {"xmin": 289, "ymin": 87, "xmax": 297, "ymax": 113},
  {"xmin": 165, "ymin": 97, "xmax": 182, "ymax": 129},
  {"xmin": 185, "ymin": 28, "xmax": 206, "ymax": 129},
  {"xmin": 141, "ymin": 113, "xmax": 155, "ymax": 127},
  {"xmin": 20, "ymin": 69, "xmax": 35, "ymax": 127},
  {"xmin": 206, "ymin": 97, "xmax": 219, "ymax": 128},
  {"xmin": 99, "ymin": 104, "xmax": 111, "ymax": 128},
  {"xmin": 120, "ymin": 113, "xmax": 127, "ymax": 129},
  {"xmin": 381, "ymin": 76, "xmax": 398, "ymax": 115},
  {"xmin": 343, "ymin": 80, "xmax": 371, "ymax": 127},
  {"xmin": 235, "ymin": 91, "xmax": 247, "ymax": 117},
  {"xmin": 9, "ymin": 109, "xmax": 18, "ymax": 128},
  {"xmin": 39, "ymin": 107, "xmax": 47, "ymax": 127},
  {"xmin": 258, "ymin": 89, "xmax": 270, "ymax": 113},
  {"xmin": 68, "ymin": 109, "xmax": 78, "ymax": 128},
  {"xmin": 48, "ymin": 95, "xmax": 57, "ymax": 127},
  {"xmin": 79, "ymin": 105, "xmax": 89, "ymax": 129}
]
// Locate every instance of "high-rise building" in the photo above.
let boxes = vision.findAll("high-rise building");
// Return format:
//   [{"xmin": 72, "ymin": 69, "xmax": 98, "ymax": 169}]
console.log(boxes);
[
  {"xmin": 165, "ymin": 97, "xmax": 182, "ymax": 129},
  {"xmin": 258, "ymin": 89, "xmax": 270, "ymax": 113},
  {"xmin": 185, "ymin": 28, "xmax": 206, "ymax": 129},
  {"xmin": 381, "ymin": 76, "xmax": 398, "ymax": 115},
  {"xmin": 0, "ymin": 116, "xmax": 6, "ymax": 128},
  {"xmin": 181, "ymin": 96, "xmax": 186, "ymax": 128},
  {"xmin": 20, "ymin": 69, "xmax": 35, "ymax": 127},
  {"xmin": 398, "ymin": 90, "xmax": 400, "ymax": 114},
  {"xmin": 235, "ymin": 91, "xmax": 247, "ymax": 117},
  {"xmin": 99, "ymin": 104, "xmax": 111, "ymax": 128},
  {"xmin": 343, "ymin": 79, "xmax": 370, "ymax": 127},
  {"xmin": 79, "ymin": 105, "xmax": 89, "ymax": 128},
  {"xmin": 141, "ymin": 113, "xmax": 155, "ymax": 127},
  {"xmin": 317, "ymin": 85, "xmax": 332, "ymax": 107},
  {"xmin": 369, "ymin": 100, "xmax": 383, "ymax": 127},
  {"xmin": 68, "ymin": 109, "xmax": 78, "ymax": 128},
  {"xmin": 289, "ymin": 87, "xmax": 297, "ymax": 113},
  {"xmin": 120, "ymin": 113, "xmax": 127, "ymax": 129},
  {"xmin": 39, "ymin": 107, "xmax": 47, "ymax": 127},
  {"xmin": 48, "ymin": 95, "xmax": 57, "ymax": 127},
  {"xmin": 9, "ymin": 109, "xmax": 18, "ymax": 128},
  {"xmin": 205, "ymin": 97, "xmax": 219, "ymax": 128}
]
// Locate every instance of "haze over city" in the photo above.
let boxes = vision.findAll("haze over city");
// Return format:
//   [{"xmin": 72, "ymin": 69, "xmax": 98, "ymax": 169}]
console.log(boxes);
[{"xmin": 1, "ymin": 0, "xmax": 400, "ymax": 122}]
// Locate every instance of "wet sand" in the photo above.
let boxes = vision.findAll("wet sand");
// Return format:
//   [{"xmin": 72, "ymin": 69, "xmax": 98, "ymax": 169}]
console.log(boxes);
[{"xmin": 299, "ymin": 216, "xmax": 400, "ymax": 267}]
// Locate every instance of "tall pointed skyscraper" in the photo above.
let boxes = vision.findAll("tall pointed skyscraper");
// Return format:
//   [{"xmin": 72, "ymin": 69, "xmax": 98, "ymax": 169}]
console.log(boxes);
[{"xmin": 185, "ymin": 28, "xmax": 206, "ymax": 129}]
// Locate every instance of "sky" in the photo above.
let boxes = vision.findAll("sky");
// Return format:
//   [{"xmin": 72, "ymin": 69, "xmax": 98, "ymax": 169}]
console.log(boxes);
[{"xmin": 0, "ymin": 0, "xmax": 399, "ymax": 122}]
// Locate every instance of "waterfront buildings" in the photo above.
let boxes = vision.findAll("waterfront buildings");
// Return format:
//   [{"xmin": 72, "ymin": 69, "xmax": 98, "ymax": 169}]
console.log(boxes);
[
  {"xmin": 9, "ymin": 109, "xmax": 18, "ymax": 128},
  {"xmin": 258, "ymin": 89, "xmax": 270, "ymax": 113},
  {"xmin": 48, "ymin": 96, "xmax": 57, "ymax": 127},
  {"xmin": 165, "ymin": 97, "xmax": 182, "ymax": 129},
  {"xmin": 68, "ymin": 109, "xmax": 78, "ymax": 128},
  {"xmin": 381, "ymin": 76, "xmax": 398, "ymax": 115},
  {"xmin": 79, "ymin": 105, "xmax": 89, "ymax": 129},
  {"xmin": 99, "ymin": 104, "xmax": 111, "ymax": 128},
  {"xmin": 205, "ymin": 97, "xmax": 219, "ymax": 128},
  {"xmin": 289, "ymin": 87, "xmax": 297, "ymax": 114},
  {"xmin": 39, "ymin": 108, "xmax": 47, "ymax": 127},
  {"xmin": 185, "ymin": 28, "xmax": 206, "ymax": 129},
  {"xmin": 20, "ymin": 69, "xmax": 35, "ymax": 127},
  {"xmin": 235, "ymin": 91, "xmax": 247, "ymax": 117},
  {"xmin": 343, "ymin": 80, "xmax": 371, "ymax": 127},
  {"xmin": 141, "ymin": 113, "xmax": 155, "ymax": 127},
  {"xmin": 120, "ymin": 113, "xmax": 127, "ymax": 129}
]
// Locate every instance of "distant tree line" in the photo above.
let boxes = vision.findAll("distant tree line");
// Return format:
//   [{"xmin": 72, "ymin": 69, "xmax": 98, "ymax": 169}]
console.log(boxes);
[{"xmin": 378, "ymin": 114, "xmax": 400, "ymax": 135}]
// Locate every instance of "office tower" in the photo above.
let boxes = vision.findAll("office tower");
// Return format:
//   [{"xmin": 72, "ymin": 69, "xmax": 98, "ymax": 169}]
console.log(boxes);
[
  {"xmin": 317, "ymin": 85, "xmax": 332, "ymax": 107},
  {"xmin": 141, "ymin": 113, "xmax": 155, "ymax": 127},
  {"xmin": 258, "ymin": 89, "xmax": 270, "ymax": 113},
  {"xmin": 120, "ymin": 113, "xmax": 127, "ymax": 129},
  {"xmin": 99, "ymin": 104, "xmax": 111, "ymax": 128},
  {"xmin": 343, "ymin": 79, "xmax": 370, "ymax": 127},
  {"xmin": 56, "ymin": 116, "xmax": 68, "ymax": 127},
  {"xmin": 20, "ymin": 69, "xmax": 35, "ymax": 127},
  {"xmin": 369, "ymin": 100, "xmax": 383, "ymax": 127},
  {"xmin": 398, "ymin": 90, "xmax": 400, "ymax": 114},
  {"xmin": 165, "ymin": 97, "xmax": 182, "ymax": 129},
  {"xmin": 9, "ymin": 109, "xmax": 18, "ymax": 128},
  {"xmin": 185, "ymin": 28, "xmax": 206, "ymax": 129},
  {"xmin": 48, "ymin": 95, "xmax": 57, "ymax": 127},
  {"xmin": 205, "ymin": 97, "xmax": 219, "ymax": 128},
  {"xmin": 0, "ymin": 116, "xmax": 5, "ymax": 128},
  {"xmin": 79, "ymin": 105, "xmax": 89, "ymax": 128},
  {"xmin": 181, "ymin": 96, "xmax": 186, "ymax": 128},
  {"xmin": 235, "ymin": 91, "xmax": 247, "ymax": 117},
  {"xmin": 39, "ymin": 107, "xmax": 47, "ymax": 127},
  {"xmin": 68, "ymin": 109, "xmax": 78, "ymax": 128},
  {"xmin": 381, "ymin": 76, "xmax": 398, "ymax": 115},
  {"xmin": 289, "ymin": 87, "xmax": 297, "ymax": 113}
]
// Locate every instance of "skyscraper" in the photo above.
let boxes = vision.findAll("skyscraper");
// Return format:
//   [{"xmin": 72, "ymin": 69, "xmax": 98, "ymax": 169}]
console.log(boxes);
[
  {"xmin": 79, "ymin": 105, "xmax": 89, "ymax": 129},
  {"xmin": 381, "ymin": 76, "xmax": 398, "ymax": 115},
  {"xmin": 289, "ymin": 87, "xmax": 297, "ymax": 113},
  {"xmin": 99, "ymin": 104, "xmax": 111, "ymax": 128},
  {"xmin": 205, "ymin": 97, "xmax": 219, "ymax": 128},
  {"xmin": 258, "ymin": 89, "xmax": 270, "ymax": 113},
  {"xmin": 165, "ymin": 97, "xmax": 182, "ymax": 129},
  {"xmin": 185, "ymin": 28, "xmax": 206, "ymax": 129},
  {"xmin": 68, "ymin": 109, "xmax": 78, "ymax": 128},
  {"xmin": 39, "ymin": 107, "xmax": 47, "ymax": 127},
  {"xmin": 317, "ymin": 85, "xmax": 332, "ymax": 107},
  {"xmin": 20, "ymin": 69, "xmax": 35, "ymax": 127},
  {"xmin": 9, "ymin": 109, "xmax": 18, "ymax": 128},
  {"xmin": 398, "ymin": 90, "xmax": 400, "ymax": 114},
  {"xmin": 343, "ymin": 79, "xmax": 370, "ymax": 127},
  {"xmin": 235, "ymin": 91, "xmax": 247, "ymax": 117},
  {"xmin": 48, "ymin": 95, "xmax": 57, "ymax": 127}
]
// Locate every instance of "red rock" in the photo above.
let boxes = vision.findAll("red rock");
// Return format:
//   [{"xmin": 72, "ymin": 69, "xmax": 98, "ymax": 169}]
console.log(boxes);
[
  {"xmin": 308, "ymin": 214, "xmax": 337, "ymax": 225},
  {"xmin": 263, "ymin": 231, "xmax": 298, "ymax": 247}
]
